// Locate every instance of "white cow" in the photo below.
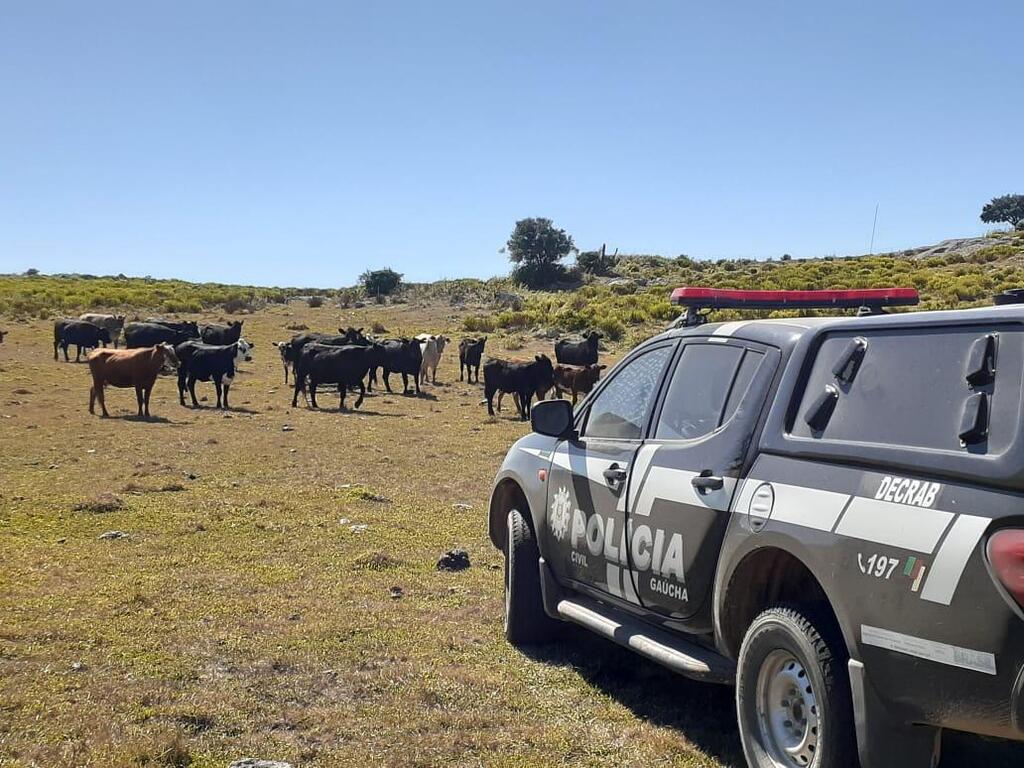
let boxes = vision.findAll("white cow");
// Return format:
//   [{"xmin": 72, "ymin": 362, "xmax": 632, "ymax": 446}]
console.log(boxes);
[
  {"xmin": 416, "ymin": 333, "xmax": 449, "ymax": 385},
  {"xmin": 79, "ymin": 313, "xmax": 126, "ymax": 348}
]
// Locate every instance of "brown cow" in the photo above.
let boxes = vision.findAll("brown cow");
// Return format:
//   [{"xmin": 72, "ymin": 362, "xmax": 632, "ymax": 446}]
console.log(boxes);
[
  {"xmin": 88, "ymin": 344, "xmax": 180, "ymax": 418},
  {"xmin": 553, "ymin": 363, "xmax": 606, "ymax": 405}
]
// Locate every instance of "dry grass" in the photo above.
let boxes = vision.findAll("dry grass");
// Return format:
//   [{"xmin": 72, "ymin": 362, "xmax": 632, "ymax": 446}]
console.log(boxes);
[{"xmin": 0, "ymin": 301, "xmax": 1020, "ymax": 767}]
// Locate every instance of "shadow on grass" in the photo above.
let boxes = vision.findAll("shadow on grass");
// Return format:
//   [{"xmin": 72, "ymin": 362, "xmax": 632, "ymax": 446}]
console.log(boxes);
[
  {"xmin": 524, "ymin": 627, "xmax": 1024, "ymax": 767},
  {"xmin": 103, "ymin": 414, "xmax": 174, "ymax": 424},
  {"xmin": 523, "ymin": 627, "xmax": 743, "ymax": 765}
]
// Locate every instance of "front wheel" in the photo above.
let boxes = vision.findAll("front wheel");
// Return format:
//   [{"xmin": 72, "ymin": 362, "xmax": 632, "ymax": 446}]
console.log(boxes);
[
  {"xmin": 736, "ymin": 606, "xmax": 855, "ymax": 768},
  {"xmin": 504, "ymin": 508, "xmax": 558, "ymax": 646}
]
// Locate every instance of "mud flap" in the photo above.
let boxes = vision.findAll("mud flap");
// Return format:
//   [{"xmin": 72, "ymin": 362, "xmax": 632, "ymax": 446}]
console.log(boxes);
[
  {"xmin": 849, "ymin": 659, "xmax": 941, "ymax": 768},
  {"xmin": 539, "ymin": 556, "xmax": 567, "ymax": 621}
]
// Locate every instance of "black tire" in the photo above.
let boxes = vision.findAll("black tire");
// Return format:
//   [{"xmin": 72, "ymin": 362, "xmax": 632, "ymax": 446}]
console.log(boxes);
[
  {"xmin": 504, "ymin": 508, "xmax": 558, "ymax": 646},
  {"xmin": 736, "ymin": 606, "xmax": 856, "ymax": 768}
]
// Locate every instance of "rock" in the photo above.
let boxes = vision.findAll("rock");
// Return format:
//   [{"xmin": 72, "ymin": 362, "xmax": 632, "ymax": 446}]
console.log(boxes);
[
  {"xmin": 229, "ymin": 761, "xmax": 294, "ymax": 768},
  {"xmin": 451, "ymin": 503, "xmax": 472, "ymax": 510},
  {"xmin": 436, "ymin": 548, "xmax": 471, "ymax": 572},
  {"xmin": 349, "ymin": 524, "xmax": 369, "ymax": 533},
  {"xmin": 389, "ymin": 586, "xmax": 404, "ymax": 600},
  {"xmin": 338, "ymin": 518, "xmax": 350, "ymax": 525},
  {"xmin": 281, "ymin": 425, "xmax": 294, "ymax": 432},
  {"xmin": 98, "ymin": 530, "xmax": 129, "ymax": 540},
  {"xmin": 70, "ymin": 661, "xmax": 85, "ymax": 672}
]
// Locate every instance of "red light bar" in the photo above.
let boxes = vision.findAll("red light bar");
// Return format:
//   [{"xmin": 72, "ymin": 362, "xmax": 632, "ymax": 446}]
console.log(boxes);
[{"xmin": 670, "ymin": 287, "xmax": 919, "ymax": 310}]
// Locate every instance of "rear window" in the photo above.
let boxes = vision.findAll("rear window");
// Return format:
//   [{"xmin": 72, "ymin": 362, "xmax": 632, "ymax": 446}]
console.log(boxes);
[{"xmin": 790, "ymin": 325, "xmax": 1024, "ymax": 455}]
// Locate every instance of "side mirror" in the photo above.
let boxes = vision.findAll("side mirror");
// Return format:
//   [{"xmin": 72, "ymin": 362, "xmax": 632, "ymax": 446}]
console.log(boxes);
[{"xmin": 531, "ymin": 398, "xmax": 575, "ymax": 439}]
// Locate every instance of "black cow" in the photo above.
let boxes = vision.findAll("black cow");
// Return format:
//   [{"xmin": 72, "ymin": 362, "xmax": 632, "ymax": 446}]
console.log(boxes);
[
  {"xmin": 0, "ymin": 329, "xmax": 6, "ymax": 343},
  {"xmin": 200, "ymin": 320, "xmax": 243, "ymax": 345},
  {"xmin": 54, "ymin": 320, "xmax": 111, "ymax": 362},
  {"xmin": 459, "ymin": 336, "xmax": 487, "ymax": 383},
  {"xmin": 174, "ymin": 340, "xmax": 251, "ymax": 409},
  {"xmin": 376, "ymin": 338, "xmax": 422, "ymax": 395},
  {"xmin": 554, "ymin": 330, "xmax": 602, "ymax": 366},
  {"xmin": 125, "ymin": 322, "xmax": 198, "ymax": 348},
  {"xmin": 292, "ymin": 343, "xmax": 380, "ymax": 410},
  {"xmin": 279, "ymin": 328, "xmax": 367, "ymax": 382},
  {"xmin": 484, "ymin": 355, "xmax": 555, "ymax": 420},
  {"xmin": 144, "ymin": 318, "xmax": 200, "ymax": 337}
]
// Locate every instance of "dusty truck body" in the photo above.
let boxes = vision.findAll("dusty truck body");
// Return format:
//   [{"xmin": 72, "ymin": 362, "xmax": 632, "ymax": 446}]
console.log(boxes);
[{"xmin": 488, "ymin": 287, "xmax": 1024, "ymax": 768}]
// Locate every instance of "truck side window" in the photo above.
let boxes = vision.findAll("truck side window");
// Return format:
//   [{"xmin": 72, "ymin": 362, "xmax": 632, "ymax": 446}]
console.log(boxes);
[
  {"xmin": 584, "ymin": 346, "xmax": 673, "ymax": 440},
  {"xmin": 655, "ymin": 344, "xmax": 748, "ymax": 441}
]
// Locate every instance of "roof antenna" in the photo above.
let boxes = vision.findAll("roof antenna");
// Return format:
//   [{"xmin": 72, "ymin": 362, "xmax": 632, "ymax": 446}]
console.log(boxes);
[{"xmin": 869, "ymin": 203, "xmax": 879, "ymax": 255}]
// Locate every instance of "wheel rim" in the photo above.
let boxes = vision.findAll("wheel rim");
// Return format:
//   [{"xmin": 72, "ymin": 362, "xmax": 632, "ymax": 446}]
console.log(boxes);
[{"xmin": 755, "ymin": 649, "xmax": 820, "ymax": 767}]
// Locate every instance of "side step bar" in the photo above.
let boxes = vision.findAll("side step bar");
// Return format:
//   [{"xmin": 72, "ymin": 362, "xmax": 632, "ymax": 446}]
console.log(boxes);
[{"xmin": 554, "ymin": 595, "xmax": 735, "ymax": 685}]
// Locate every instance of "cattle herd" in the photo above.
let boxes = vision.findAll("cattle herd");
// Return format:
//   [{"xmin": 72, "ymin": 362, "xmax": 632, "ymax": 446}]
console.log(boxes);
[{"xmin": 43, "ymin": 314, "xmax": 607, "ymax": 420}]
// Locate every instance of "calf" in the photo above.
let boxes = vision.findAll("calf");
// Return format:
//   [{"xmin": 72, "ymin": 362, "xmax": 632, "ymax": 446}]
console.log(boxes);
[
  {"xmin": 484, "ymin": 355, "xmax": 555, "ymax": 420},
  {"xmin": 416, "ymin": 333, "xmax": 449, "ymax": 385},
  {"xmin": 459, "ymin": 336, "xmax": 487, "ymax": 383},
  {"xmin": 79, "ymin": 313, "xmax": 126, "ymax": 348},
  {"xmin": 175, "ymin": 340, "xmax": 252, "ymax": 409},
  {"xmin": 378, "ymin": 338, "xmax": 422, "ymax": 395},
  {"xmin": 292, "ymin": 343, "xmax": 379, "ymax": 410},
  {"xmin": 274, "ymin": 341, "xmax": 292, "ymax": 383},
  {"xmin": 553, "ymin": 363, "xmax": 606, "ymax": 405},
  {"xmin": 554, "ymin": 330, "xmax": 602, "ymax": 366},
  {"xmin": 54, "ymin": 320, "xmax": 111, "ymax": 362},
  {"xmin": 88, "ymin": 344, "xmax": 180, "ymax": 418},
  {"xmin": 144, "ymin": 318, "xmax": 200, "ymax": 337},
  {"xmin": 125, "ymin": 321, "xmax": 198, "ymax": 348},
  {"xmin": 200, "ymin": 320, "xmax": 243, "ymax": 345}
]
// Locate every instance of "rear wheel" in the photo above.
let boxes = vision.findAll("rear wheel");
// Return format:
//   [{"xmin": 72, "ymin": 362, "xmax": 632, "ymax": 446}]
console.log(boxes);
[
  {"xmin": 736, "ymin": 607, "xmax": 855, "ymax": 768},
  {"xmin": 504, "ymin": 508, "xmax": 558, "ymax": 645}
]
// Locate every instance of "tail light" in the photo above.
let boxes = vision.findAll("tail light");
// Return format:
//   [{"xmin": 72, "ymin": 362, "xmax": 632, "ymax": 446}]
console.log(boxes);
[{"xmin": 988, "ymin": 529, "xmax": 1024, "ymax": 609}]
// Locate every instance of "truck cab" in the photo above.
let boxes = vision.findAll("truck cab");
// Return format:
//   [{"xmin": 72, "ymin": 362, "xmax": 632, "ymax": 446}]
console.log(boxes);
[{"xmin": 488, "ymin": 287, "xmax": 1024, "ymax": 768}]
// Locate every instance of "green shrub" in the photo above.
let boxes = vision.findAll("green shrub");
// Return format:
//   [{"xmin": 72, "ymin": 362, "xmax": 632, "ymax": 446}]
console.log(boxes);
[{"xmin": 463, "ymin": 315, "xmax": 496, "ymax": 333}]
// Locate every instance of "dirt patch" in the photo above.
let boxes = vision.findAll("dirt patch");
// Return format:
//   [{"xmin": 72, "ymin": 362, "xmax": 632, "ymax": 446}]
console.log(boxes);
[{"xmin": 72, "ymin": 493, "xmax": 126, "ymax": 513}]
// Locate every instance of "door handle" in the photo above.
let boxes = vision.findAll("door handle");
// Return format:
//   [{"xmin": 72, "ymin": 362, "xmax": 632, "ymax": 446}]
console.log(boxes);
[
  {"xmin": 603, "ymin": 465, "xmax": 628, "ymax": 488},
  {"xmin": 692, "ymin": 472, "xmax": 724, "ymax": 493}
]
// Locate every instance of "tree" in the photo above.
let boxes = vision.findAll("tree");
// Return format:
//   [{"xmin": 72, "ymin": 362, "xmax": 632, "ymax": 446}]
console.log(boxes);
[
  {"xmin": 507, "ymin": 218, "xmax": 575, "ymax": 288},
  {"xmin": 980, "ymin": 194, "xmax": 1024, "ymax": 228},
  {"xmin": 360, "ymin": 268, "xmax": 403, "ymax": 297}
]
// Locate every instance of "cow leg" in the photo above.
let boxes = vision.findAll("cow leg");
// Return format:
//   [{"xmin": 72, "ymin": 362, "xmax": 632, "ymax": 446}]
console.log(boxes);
[
  {"xmin": 143, "ymin": 386, "xmax": 153, "ymax": 418},
  {"xmin": 412, "ymin": 371, "xmax": 420, "ymax": 395},
  {"xmin": 473, "ymin": 365, "xmax": 480, "ymax": 384},
  {"xmin": 518, "ymin": 389, "xmax": 531, "ymax": 421},
  {"xmin": 214, "ymin": 377, "xmax": 223, "ymax": 408},
  {"xmin": 222, "ymin": 381, "xmax": 230, "ymax": 410},
  {"xmin": 283, "ymin": 363, "xmax": 289, "ymax": 385},
  {"xmin": 177, "ymin": 372, "xmax": 187, "ymax": 406},
  {"xmin": 353, "ymin": 379, "xmax": 365, "ymax": 409},
  {"xmin": 495, "ymin": 391, "xmax": 503, "ymax": 412},
  {"xmin": 188, "ymin": 376, "xmax": 200, "ymax": 408},
  {"xmin": 135, "ymin": 385, "xmax": 145, "ymax": 417},
  {"xmin": 432, "ymin": 366, "xmax": 437, "ymax": 384},
  {"xmin": 383, "ymin": 370, "xmax": 393, "ymax": 394},
  {"xmin": 459, "ymin": 362, "xmax": 465, "ymax": 382},
  {"xmin": 486, "ymin": 384, "xmax": 497, "ymax": 416},
  {"xmin": 338, "ymin": 385, "xmax": 346, "ymax": 411},
  {"xmin": 62, "ymin": 342, "xmax": 69, "ymax": 363},
  {"xmin": 309, "ymin": 381, "xmax": 318, "ymax": 409}
]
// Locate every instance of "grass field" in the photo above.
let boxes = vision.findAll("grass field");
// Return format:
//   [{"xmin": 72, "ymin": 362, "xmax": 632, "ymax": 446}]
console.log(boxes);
[{"xmin": 1, "ymin": 300, "xmax": 1023, "ymax": 767}]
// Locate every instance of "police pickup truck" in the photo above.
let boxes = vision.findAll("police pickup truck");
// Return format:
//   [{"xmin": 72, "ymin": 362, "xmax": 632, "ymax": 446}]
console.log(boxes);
[{"xmin": 487, "ymin": 286, "xmax": 1024, "ymax": 768}]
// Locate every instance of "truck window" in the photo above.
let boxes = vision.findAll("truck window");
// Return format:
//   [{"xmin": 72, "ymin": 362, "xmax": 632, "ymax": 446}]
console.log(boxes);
[
  {"xmin": 791, "ymin": 326, "xmax": 1024, "ymax": 454},
  {"xmin": 654, "ymin": 344, "xmax": 758, "ymax": 441},
  {"xmin": 584, "ymin": 345, "xmax": 673, "ymax": 440}
]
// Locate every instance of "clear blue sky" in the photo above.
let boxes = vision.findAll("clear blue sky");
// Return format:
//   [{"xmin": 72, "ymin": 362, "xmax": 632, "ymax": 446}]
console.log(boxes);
[{"xmin": 2, "ymin": 1, "xmax": 1021, "ymax": 287}]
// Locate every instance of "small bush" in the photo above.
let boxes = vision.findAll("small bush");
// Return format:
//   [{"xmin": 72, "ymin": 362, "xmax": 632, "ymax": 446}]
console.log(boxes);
[
  {"xmin": 307, "ymin": 295, "xmax": 324, "ymax": 308},
  {"xmin": 371, "ymin": 321, "xmax": 387, "ymax": 334},
  {"xmin": 496, "ymin": 310, "xmax": 533, "ymax": 329},
  {"xmin": 463, "ymin": 315, "xmax": 496, "ymax": 333}
]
